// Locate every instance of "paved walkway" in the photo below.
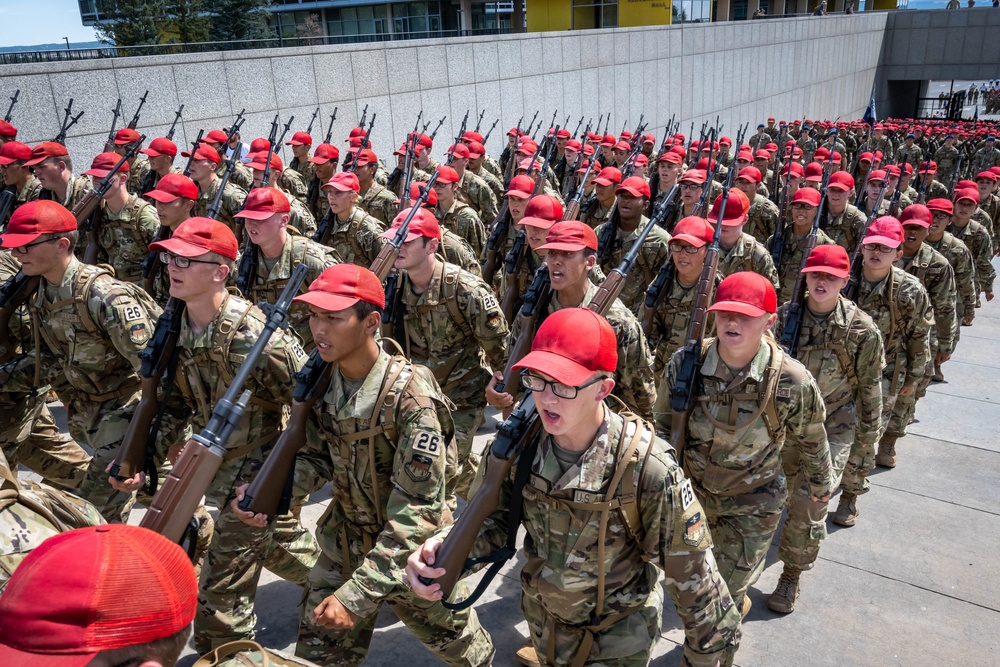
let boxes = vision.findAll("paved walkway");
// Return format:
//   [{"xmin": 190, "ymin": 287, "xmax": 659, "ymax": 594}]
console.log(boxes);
[{"xmin": 74, "ymin": 258, "xmax": 999, "ymax": 666}]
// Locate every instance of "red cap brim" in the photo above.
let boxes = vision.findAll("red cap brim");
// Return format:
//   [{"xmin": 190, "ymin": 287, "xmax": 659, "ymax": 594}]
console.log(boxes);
[
  {"xmin": 670, "ymin": 233, "xmax": 708, "ymax": 247},
  {"xmin": 309, "ymin": 156, "xmax": 332, "ymax": 164},
  {"xmin": 0, "ymin": 156, "xmax": 18, "ymax": 165},
  {"xmin": 512, "ymin": 349, "xmax": 595, "ymax": 386},
  {"xmin": 379, "ymin": 228, "xmax": 420, "ymax": 242},
  {"xmin": 593, "ymin": 178, "xmax": 615, "ymax": 186},
  {"xmin": 827, "ymin": 183, "xmax": 851, "ymax": 191},
  {"xmin": 144, "ymin": 190, "xmax": 180, "ymax": 203},
  {"xmin": 801, "ymin": 265, "xmax": 850, "ymax": 279},
  {"xmin": 233, "ymin": 209, "xmax": 281, "ymax": 220},
  {"xmin": 862, "ymin": 235, "xmax": 901, "ymax": 248},
  {"xmin": 538, "ymin": 241, "xmax": 589, "ymax": 253},
  {"xmin": 149, "ymin": 236, "xmax": 215, "ymax": 258},
  {"xmin": 139, "ymin": 148, "xmax": 162, "ymax": 157},
  {"xmin": 23, "ymin": 157, "xmax": 48, "ymax": 167},
  {"xmin": 707, "ymin": 300, "xmax": 767, "ymax": 317},
  {"xmin": 519, "ymin": 216, "xmax": 557, "ymax": 229},
  {"xmin": 0, "ymin": 643, "xmax": 95, "ymax": 667},
  {"xmin": 322, "ymin": 182, "xmax": 354, "ymax": 192},
  {"xmin": 0, "ymin": 232, "xmax": 43, "ymax": 248},
  {"xmin": 292, "ymin": 291, "xmax": 361, "ymax": 312},
  {"xmin": 81, "ymin": 169, "xmax": 113, "ymax": 178},
  {"xmin": 504, "ymin": 190, "xmax": 531, "ymax": 199}
]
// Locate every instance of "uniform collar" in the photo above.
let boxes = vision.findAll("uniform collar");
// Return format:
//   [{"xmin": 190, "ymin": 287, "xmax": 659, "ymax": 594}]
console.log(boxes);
[
  {"xmin": 701, "ymin": 337, "xmax": 771, "ymax": 384},
  {"xmin": 533, "ymin": 406, "xmax": 621, "ymax": 493},
  {"xmin": 327, "ymin": 348, "xmax": 391, "ymax": 421}
]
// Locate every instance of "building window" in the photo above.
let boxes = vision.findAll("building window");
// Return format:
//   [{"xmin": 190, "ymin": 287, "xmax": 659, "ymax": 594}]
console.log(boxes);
[
  {"xmin": 327, "ymin": 4, "xmax": 389, "ymax": 37},
  {"xmin": 472, "ymin": 2, "xmax": 512, "ymax": 32},
  {"xmin": 673, "ymin": 0, "xmax": 712, "ymax": 22},
  {"xmin": 572, "ymin": 0, "xmax": 618, "ymax": 30},
  {"xmin": 392, "ymin": 1, "xmax": 444, "ymax": 38}
]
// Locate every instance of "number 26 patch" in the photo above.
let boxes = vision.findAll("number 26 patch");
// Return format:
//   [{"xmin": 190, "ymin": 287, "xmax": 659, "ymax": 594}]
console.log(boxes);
[{"xmin": 413, "ymin": 430, "xmax": 443, "ymax": 457}]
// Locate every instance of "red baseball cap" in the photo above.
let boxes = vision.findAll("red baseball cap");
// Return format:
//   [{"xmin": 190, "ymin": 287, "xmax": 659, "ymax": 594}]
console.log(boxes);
[
  {"xmin": 657, "ymin": 151, "xmax": 683, "ymax": 165},
  {"xmin": 234, "ymin": 187, "xmax": 291, "ymax": 220},
  {"xmin": 613, "ymin": 140, "xmax": 631, "ymax": 152},
  {"xmin": 467, "ymin": 141, "xmax": 486, "ymax": 158},
  {"xmin": 435, "ymin": 166, "xmax": 460, "ymax": 184},
  {"xmin": 710, "ymin": 189, "xmax": 751, "ymax": 226},
  {"xmin": 286, "ymin": 131, "xmax": 313, "ymax": 146},
  {"xmin": 139, "ymin": 137, "xmax": 178, "ymax": 158},
  {"xmin": 0, "ymin": 524, "xmax": 197, "ymax": 667},
  {"xmin": 0, "ymin": 200, "xmax": 77, "ymax": 248},
  {"xmin": 600, "ymin": 134, "xmax": 617, "ymax": 147},
  {"xmin": 956, "ymin": 179, "xmax": 978, "ymax": 191},
  {"xmin": 145, "ymin": 173, "xmax": 198, "ymax": 202},
  {"xmin": 0, "ymin": 119, "xmax": 16, "ymax": 137},
  {"xmin": 867, "ymin": 169, "xmax": 887, "ymax": 183},
  {"xmin": 352, "ymin": 148, "xmax": 378, "ymax": 167},
  {"xmin": 828, "ymin": 171, "xmax": 855, "ymax": 192},
  {"xmin": 447, "ymin": 143, "xmax": 470, "ymax": 160},
  {"xmin": 802, "ymin": 244, "xmax": 850, "ymax": 279},
  {"xmin": 671, "ymin": 216, "xmax": 714, "ymax": 247},
  {"xmin": 381, "ymin": 207, "xmax": 441, "ymax": 242},
  {"xmin": 593, "ymin": 167, "xmax": 623, "ymax": 187},
  {"xmin": 411, "ymin": 181, "xmax": 438, "ymax": 207},
  {"xmin": 247, "ymin": 151, "xmax": 283, "ymax": 172},
  {"xmin": 512, "ymin": 308, "xmax": 618, "ymax": 386},
  {"xmin": 112, "ymin": 128, "xmax": 141, "ymax": 145},
  {"xmin": 885, "ymin": 165, "xmax": 901, "ymax": 178},
  {"xmin": 708, "ymin": 271, "xmax": 777, "ymax": 317},
  {"xmin": 679, "ymin": 169, "xmax": 707, "ymax": 185},
  {"xmin": 976, "ymin": 171, "xmax": 998, "ymax": 183},
  {"xmin": 293, "ymin": 263, "xmax": 385, "ymax": 311},
  {"xmin": 616, "ymin": 176, "xmax": 651, "ymax": 198},
  {"xmin": 24, "ymin": 141, "xmax": 69, "ymax": 167},
  {"xmin": 309, "ymin": 143, "xmax": 340, "ymax": 164},
  {"xmin": 0, "ymin": 140, "xmax": 31, "ymax": 165},
  {"xmin": 520, "ymin": 194, "xmax": 564, "ymax": 228},
  {"xmin": 181, "ymin": 143, "xmax": 221, "ymax": 165},
  {"xmin": 900, "ymin": 204, "xmax": 932, "ymax": 228},
  {"xmin": 82, "ymin": 152, "xmax": 129, "ymax": 178},
  {"xmin": 539, "ymin": 220, "xmax": 598, "ymax": 253},
  {"xmin": 792, "ymin": 187, "xmax": 822, "ymax": 207},
  {"xmin": 462, "ymin": 130, "xmax": 484, "ymax": 143},
  {"xmin": 737, "ymin": 166, "xmax": 762, "ymax": 184},
  {"xmin": 323, "ymin": 171, "xmax": 360, "ymax": 193},
  {"xmin": 204, "ymin": 129, "xmax": 230, "ymax": 144},
  {"xmin": 804, "ymin": 162, "xmax": 823, "ymax": 182},
  {"xmin": 149, "ymin": 216, "xmax": 239, "ymax": 260},
  {"xmin": 347, "ymin": 126, "xmax": 368, "ymax": 141},
  {"xmin": 955, "ymin": 188, "xmax": 980, "ymax": 204},
  {"xmin": 576, "ymin": 159, "xmax": 601, "ymax": 174},
  {"xmin": 782, "ymin": 162, "xmax": 805, "ymax": 178},
  {"xmin": 863, "ymin": 216, "xmax": 903, "ymax": 248},
  {"xmin": 926, "ymin": 198, "xmax": 953, "ymax": 215},
  {"xmin": 754, "ymin": 150, "xmax": 771, "ymax": 160},
  {"xmin": 249, "ymin": 138, "xmax": 271, "ymax": 154},
  {"xmin": 918, "ymin": 161, "xmax": 937, "ymax": 175},
  {"xmin": 737, "ymin": 150, "xmax": 755, "ymax": 163}
]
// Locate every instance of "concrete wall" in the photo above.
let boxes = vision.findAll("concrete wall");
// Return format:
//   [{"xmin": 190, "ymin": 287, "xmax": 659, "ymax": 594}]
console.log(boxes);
[{"xmin": 0, "ymin": 13, "xmax": 886, "ymax": 167}]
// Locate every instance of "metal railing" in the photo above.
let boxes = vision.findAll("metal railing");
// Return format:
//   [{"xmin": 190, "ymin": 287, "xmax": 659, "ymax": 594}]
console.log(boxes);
[{"xmin": 0, "ymin": 27, "xmax": 509, "ymax": 65}]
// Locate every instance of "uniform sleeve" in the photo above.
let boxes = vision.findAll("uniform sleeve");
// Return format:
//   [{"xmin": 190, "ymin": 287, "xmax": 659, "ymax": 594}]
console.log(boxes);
[
  {"xmin": 928, "ymin": 261, "xmax": 957, "ymax": 355},
  {"xmin": 251, "ymin": 329, "xmax": 308, "ymax": 405},
  {"xmin": 462, "ymin": 279, "xmax": 509, "ymax": 371},
  {"xmin": 462, "ymin": 210, "xmax": 487, "ymax": 259},
  {"xmin": 612, "ymin": 314, "xmax": 658, "ymax": 422},
  {"xmin": 900, "ymin": 281, "xmax": 933, "ymax": 387},
  {"xmin": 854, "ymin": 325, "xmax": 886, "ymax": 449},
  {"xmin": 784, "ymin": 370, "xmax": 833, "ymax": 499},
  {"xmin": 334, "ymin": 392, "xmax": 455, "ymax": 618},
  {"xmin": 360, "ymin": 217, "xmax": 390, "ymax": 264},
  {"xmin": 292, "ymin": 414, "xmax": 337, "ymax": 499},
  {"xmin": 640, "ymin": 448, "xmax": 740, "ymax": 667},
  {"xmin": 98, "ymin": 288, "xmax": 161, "ymax": 372},
  {"xmin": 973, "ymin": 230, "xmax": 996, "ymax": 293},
  {"xmin": 955, "ymin": 246, "xmax": 978, "ymax": 314},
  {"xmin": 653, "ymin": 349, "xmax": 681, "ymax": 439},
  {"xmin": 138, "ymin": 203, "xmax": 161, "ymax": 246},
  {"xmin": 755, "ymin": 246, "xmax": 780, "ymax": 290}
]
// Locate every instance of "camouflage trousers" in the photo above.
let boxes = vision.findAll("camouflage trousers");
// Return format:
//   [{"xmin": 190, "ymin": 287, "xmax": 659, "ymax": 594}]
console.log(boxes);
[
  {"xmin": 886, "ymin": 344, "xmax": 928, "ymax": 440},
  {"xmin": 194, "ymin": 506, "xmax": 320, "ymax": 654},
  {"xmin": 877, "ymin": 356, "xmax": 906, "ymax": 437},
  {"xmin": 0, "ymin": 394, "xmax": 90, "ymax": 490},
  {"xmin": 452, "ymin": 405, "xmax": 485, "ymax": 501},
  {"xmin": 296, "ymin": 520, "xmax": 494, "ymax": 666},
  {"xmin": 520, "ymin": 586, "xmax": 663, "ymax": 666}
]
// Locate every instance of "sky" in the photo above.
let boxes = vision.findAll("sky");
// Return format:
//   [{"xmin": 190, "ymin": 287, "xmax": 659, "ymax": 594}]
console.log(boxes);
[{"xmin": 0, "ymin": 0, "xmax": 98, "ymax": 49}]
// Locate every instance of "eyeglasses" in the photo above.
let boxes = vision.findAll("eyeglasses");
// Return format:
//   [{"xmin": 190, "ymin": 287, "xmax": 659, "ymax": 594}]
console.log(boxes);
[
  {"xmin": 790, "ymin": 203, "xmax": 815, "ymax": 210},
  {"xmin": 862, "ymin": 243, "xmax": 897, "ymax": 254},
  {"xmin": 679, "ymin": 183, "xmax": 702, "ymax": 190},
  {"xmin": 12, "ymin": 237, "xmax": 59, "ymax": 254},
  {"xmin": 158, "ymin": 251, "xmax": 221, "ymax": 269},
  {"xmin": 669, "ymin": 243, "xmax": 702, "ymax": 254},
  {"xmin": 520, "ymin": 371, "xmax": 605, "ymax": 399}
]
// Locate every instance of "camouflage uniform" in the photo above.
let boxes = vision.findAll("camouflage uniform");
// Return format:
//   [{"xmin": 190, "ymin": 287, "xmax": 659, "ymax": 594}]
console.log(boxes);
[
  {"xmin": 718, "ymin": 232, "xmax": 779, "ymax": 289},
  {"xmin": 247, "ymin": 234, "xmax": 340, "ymax": 350},
  {"xmin": 287, "ymin": 198, "xmax": 318, "ymax": 239},
  {"xmin": 472, "ymin": 166, "xmax": 504, "ymax": 201},
  {"xmin": 640, "ymin": 271, "xmax": 720, "ymax": 377},
  {"xmin": 769, "ymin": 228, "xmax": 836, "ymax": 304},
  {"xmin": 854, "ymin": 267, "xmax": 933, "ymax": 441},
  {"xmin": 886, "ymin": 245, "xmax": 956, "ymax": 441},
  {"xmin": 971, "ymin": 146, "xmax": 1000, "ymax": 174},
  {"xmin": 481, "ymin": 153, "xmax": 502, "ymax": 180},
  {"xmin": 656, "ymin": 337, "xmax": 833, "ymax": 629},
  {"xmin": 797, "ymin": 135, "xmax": 818, "ymax": 162},
  {"xmin": 773, "ymin": 298, "xmax": 884, "ymax": 570},
  {"xmin": 822, "ymin": 204, "xmax": 868, "ymax": 253},
  {"xmin": 394, "ymin": 261, "xmax": 509, "ymax": 497},
  {"xmin": 893, "ymin": 144, "xmax": 923, "ymax": 170},
  {"xmin": 40, "ymin": 175, "xmax": 94, "ymax": 261},
  {"xmin": 744, "ymin": 194, "xmax": 780, "ymax": 244},
  {"xmin": 458, "ymin": 170, "xmax": 499, "ymax": 223},
  {"xmin": 927, "ymin": 231, "xmax": 976, "ymax": 345},
  {"xmin": 358, "ymin": 181, "xmax": 399, "ymax": 226},
  {"xmin": 194, "ymin": 177, "xmax": 247, "ymax": 232},
  {"xmin": 293, "ymin": 349, "xmax": 494, "ymax": 666},
  {"xmin": 316, "ymin": 206, "xmax": 387, "ymax": 267},
  {"xmin": 458, "ymin": 409, "xmax": 740, "ymax": 667},
  {"xmin": 593, "ymin": 216, "xmax": 671, "ymax": 314},
  {"xmin": 95, "ymin": 194, "xmax": 159, "ymax": 284},
  {"xmin": 161, "ymin": 293, "xmax": 319, "ymax": 652},
  {"xmin": 440, "ymin": 230, "xmax": 482, "ymax": 277},
  {"xmin": 579, "ymin": 197, "xmax": 612, "ymax": 229},
  {"xmin": 278, "ymin": 169, "xmax": 309, "ymax": 206},
  {"xmin": 137, "ymin": 166, "xmax": 183, "ymax": 200},
  {"xmin": 436, "ymin": 201, "xmax": 486, "ymax": 259},
  {"xmin": 222, "ymin": 161, "xmax": 254, "ymax": 193},
  {"xmin": 0, "ymin": 258, "xmax": 160, "ymax": 523},
  {"xmin": 5, "ymin": 176, "xmax": 42, "ymax": 225},
  {"xmin": 125, "ymin": 158, "xmax": 151, "ymax": 196},
  {"xmin": 288, "ymin": 157, "xmax": 316, "ymax": 184},
  {"xmin": 947, "ymin": 219, "xmax": 995, "ymax": 298},
  {"xmin": 510, "ymin": 281, "xmax": 657, "ymax": 421},
  {"xmin": 933, "ymin": 145, "xmax": 960, "ymax": 186}
]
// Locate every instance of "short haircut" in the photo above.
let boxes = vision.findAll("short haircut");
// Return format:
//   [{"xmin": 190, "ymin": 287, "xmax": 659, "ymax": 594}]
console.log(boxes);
[
  {"xmin": 92, "ymin": 624, "xmax": 192, "ymax": 667},
  {"xmin": 43, "ymin": 230, "xmax": 80, "ymax": 252},
  {"xmin": 43, "ymin": 154, "xmax": 72, "ymax": 171},
  {"xmin": 352, "ymin": 299, "xmax": 384, "ymax": 322},
  {"xmin": 206, "ymin": 250, "xmax": 236, "ymax": 272}
]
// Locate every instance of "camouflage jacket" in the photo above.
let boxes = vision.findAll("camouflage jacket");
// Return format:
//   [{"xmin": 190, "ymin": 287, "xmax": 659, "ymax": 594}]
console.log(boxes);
[
  {"xmin": 436, "ymin": 201, "xmax": 486, "ymax": 258},
  {"xmin": 288, "ymin": 156, "xmax": 316, "ymax": 184},
  {"xmin": 893, "ymin": 145, "xmax": 923, "ymax": 169},
  {"xmin": 2, "ymin": 176, "xmax": 42, "ymax": 227},
  {"xmin": 933, "ymin": 145, "xmax": 959, "ymax": 185},
  {"xmin": 718, "ymin": 232, "xmax": 779, "ymax": 289},
  {"xmin": 769, "ymin": 227, "xmax": 836, "ymax": 304},
  {"xmin": 972, "ymin": 146, "xmax": 1000, "ymax": 175},
  {"xmin": 96, "ymin": 194, "xmax": 160, "ymax": 283},
  {"xmin": 248, "ymin": 234, "xmax": 340, "ymax": 350},
  {"xmin": 288, "ymin": 196, "xmax": 317, "ymax": 238},
  {"xmin": 510, "ymin": 281, "xmax": 657, "ymax": 421},
  {"xmin": 580, "ymin": 197, "xmax": 612, "ymax": 229},
  {"xmin": 440, "ymin": 229, "xmax": 482, "ymax": 277},
  {"xmin": 317, "ymin": 206, "xmax": 387, "ymax": 267},
  {"xmin": 395, "ymin": 260, "xmax": 508, "ymax": 409},
  {"xmin": 294, "ymin": 350, "xmax": 458, "ymax": 619},
  {"xmin": 194, "ymin": 177, "xmax": 247, "ymax": 231},
  {"xmin": 162, "ymin": 293, "xmax": 307, "ymax": 506},
  {"xmin": 482, "ymin": 154, "xmax": 502, "ymax": 179},
  {"xmin": 277, "ymin": 169, "xmax": 309, "ymax": 205},
  {"xmin": 922, "ymin": 179, "xmax": 949, "ymax": 202},
  {"xmin": 358, "ymin": 181, "xmax": 399, "ymax": 226},
  {"xmin": 125, "ymin": 158, "xmax": 151, "ymax": 196},
  {"xmin": 947, "ymin": 220, "xmax": 995, "ymax": 293},
  {"xmin": 458, "ymin": 409, "xmax": 739, "ymax": 667},
  {"xmin": 39, "ymin": 175, "xmax": 94, "ymax": 261},
  {"xmin": 928, "ymin": 232, "xmax": 977, "ymax": 316},
  {"xmin": 897, "ymin": 243, "xmax": 957, "ymax": 354},
  {"xmin": 745, "ymin": 194, "xmax": 780, "ymax": 244},
  {"xmin": 656, "ymin": 338, "xmax": 833, "ymax": 503},
  {"xmin": 472, "ymin": 165, "xmax": 505, "ymax": 201},
  {"xmin": 639, "ymin": 270, "xmax": 721, "ymax": 376},
  {"xmin": 855, "ymin": 267, "xmax": 933, "ymax": 387},
  {"xmin": 593, "ymin": 216, "xmax": 672, "ymax": 314},
  {"xmin": 458, "ymin": 170, "xmax": 499, "ymax": 223},
  {"xmin": 774, "ymin": 297, "xmax": 885, "ymax": 448},
  {"xmin": 822, "ymin": 204, "xmax": 868, "ymax": 253}
]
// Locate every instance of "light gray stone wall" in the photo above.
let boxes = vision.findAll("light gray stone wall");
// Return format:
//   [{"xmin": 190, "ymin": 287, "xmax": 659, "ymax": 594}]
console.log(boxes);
[{"xmin": 0, "ymin": 13, "xmax": 887, "ymax": 167}]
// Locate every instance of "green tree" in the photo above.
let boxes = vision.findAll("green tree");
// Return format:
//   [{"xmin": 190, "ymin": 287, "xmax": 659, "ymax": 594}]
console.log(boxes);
[
  {"xmin": 165, "ymin": 0, "xmax": 211, "ymax": 44},
  {"xmin": 94, "ymin": 0, "xmax": 166, "ymax": 46},
  {"xmin": 210, "ymin": 0, "xmax": 275, "ymax": 43}
]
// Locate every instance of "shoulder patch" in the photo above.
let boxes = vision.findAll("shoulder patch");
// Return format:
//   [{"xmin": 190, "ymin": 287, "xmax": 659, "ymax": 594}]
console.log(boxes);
[
  {"xmin": 129, "ymin": 322, "xmax": 150, "ymax": 345},
  {"xmin": 482, "ymin": 293, "xmax": 499, "ymax": 312},
  {"xmin": 404, "ymin": 452, "xmax": 434, "ymax": 482},
  {"xmin": 412, "ymin": 429, "xmax": 444, "ymax": 457},
  {"xmin": 122, "ymin": 304, "xmax": 144, "ymax": 322},
  {"xmin": 679, "ymin": 478, "xmax": 695, "ymax": 511},
  {"xmin": 683, "ymin": 511, "xmax": 706, "ymax": 547},
  {"xmin": 776, "ymin": 387, "xmax": 792, "ymax": 399}
]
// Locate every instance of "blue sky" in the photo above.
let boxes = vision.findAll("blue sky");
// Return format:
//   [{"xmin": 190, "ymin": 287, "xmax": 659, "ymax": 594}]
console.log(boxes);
[{"xmin": 0, "ymin": 0, "xmax": 98, "ymax": 48}]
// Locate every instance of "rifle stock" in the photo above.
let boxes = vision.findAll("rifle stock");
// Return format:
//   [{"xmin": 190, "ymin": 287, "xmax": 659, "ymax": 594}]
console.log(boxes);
[
  {"xmin": 481, "ymin": 201, "xmax": 511, "ymax": 284},
  {"xmin": 0, "ymin": 271, "xmax": 40, "ymax": 365},
  {"xmin": 498, "ymin": 230, "xmax": 528, "ymax": 323}
]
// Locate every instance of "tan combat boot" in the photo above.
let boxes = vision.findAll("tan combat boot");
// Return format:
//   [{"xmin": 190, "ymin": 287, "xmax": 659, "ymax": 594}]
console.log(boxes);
[
  {"xmin": 831, "ymin": 491, "xmax": 859, "ymax": 526},
  {"xmin": 931, "ymin": 363, "xmax": 944, "ymax": 382},
  {"xmin": 876, "ymin": 434, "xmax": 897, "ymax": 468},
  {"xmin": 767, "ymin": 566, "xmax": 802, "ymax": 614},
  {"xmin": 740, "ymin": 595, "xmax": 752, "ymax": 619},
  {"xmin": 515, "ymin": 643, "xmax": 541, "ymax": 667}
]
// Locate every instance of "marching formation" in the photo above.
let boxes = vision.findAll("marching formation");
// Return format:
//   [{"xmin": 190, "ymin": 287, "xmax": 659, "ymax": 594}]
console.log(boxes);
[{"xmin": 1, "ymin": 91, "xmax": 998, "ymax": 667}]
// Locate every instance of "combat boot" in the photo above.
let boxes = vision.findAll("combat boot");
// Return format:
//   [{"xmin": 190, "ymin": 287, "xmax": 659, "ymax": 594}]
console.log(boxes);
[
  {"xmin": 876, "ymin": 435, "xmax": 897, "ymax": 468},
  {"xmin": 515, "ymin": 643, "xmax": 541, "ymax": 667},
  {"xmin": 831, "ymin": 491, "xmax": 859, "ymax": 527},
  {"xmin": 767, "ymin": 566, "xmax": 802, "ymax": 614},
  {"xmin": 740, "ymin": 595, "xmax": 752, "ymax": 619},
  {"xmin": 932, "ymin": 363, "xmax": 944, "ymax": 382}
]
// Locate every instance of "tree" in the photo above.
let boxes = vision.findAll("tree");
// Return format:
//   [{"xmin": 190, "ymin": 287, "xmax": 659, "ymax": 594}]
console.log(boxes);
[
  {"xmin": 94, "ymin": 0, "xmax": 165, "ymax": 46},
  {"xmin": 209, "ymin": 0, "xmax": 275, "ymax": 43},
  {"xmin": 165, "ymin": 0, "xmax": 211, "ymax": 44},
  {"xmin": 296, "ymin": 12, "xmax": 324, "ymax": 40}
]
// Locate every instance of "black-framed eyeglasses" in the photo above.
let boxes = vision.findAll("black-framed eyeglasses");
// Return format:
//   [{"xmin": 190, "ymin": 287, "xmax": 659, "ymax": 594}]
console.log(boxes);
[
  {"xmin": 862, "ymin": 243, "xmax": 896, "ymax": 254},
  {"xmin": 520, "ymin": 371, "xmax": 605, "ymax": 399},
  {"xmin": 12, "ymin": 237, "xmax": 59, "ymax": 254},
  {"xmin": 790, "ymin": 203, "xmax": 815, "ymax": 210},
  {"xmin": 679, "ymin": 183, "xmax": 702, "ymax": 190},
  {"xmin": 158, "ymin": 251, "xmax": 221, "ymax": 269},
  {"xmin": 669, "ymin": 243, "xmax": 702, "ymax": 255}
]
